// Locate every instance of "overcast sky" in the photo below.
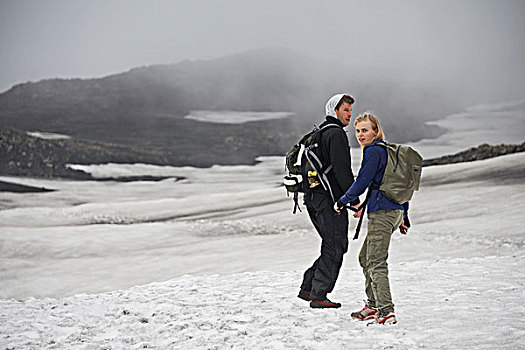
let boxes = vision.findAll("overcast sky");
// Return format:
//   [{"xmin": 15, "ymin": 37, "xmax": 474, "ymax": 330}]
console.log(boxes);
[{"xmin": 1, "ymin": 0, "xmax": 524, "ymax": 101}]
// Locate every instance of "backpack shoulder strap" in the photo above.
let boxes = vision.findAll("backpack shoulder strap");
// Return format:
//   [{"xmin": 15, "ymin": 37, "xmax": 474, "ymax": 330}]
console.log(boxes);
[
  {"xmin": 371, "ymin": 139, "xmax": 388, "ymax": 148},
  {"xmin": 318, "ymin": 123, "xmax": 343, "ymax": 133}
]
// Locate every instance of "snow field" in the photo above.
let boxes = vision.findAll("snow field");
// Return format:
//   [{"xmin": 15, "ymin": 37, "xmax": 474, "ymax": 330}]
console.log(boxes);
[
  {"xmin": 1, "ymin": 254, "xmax": 523, "ymax": 349},
  {"xmin": 1, "ymin": 101, "xmax": 524, "ymax": 348}
]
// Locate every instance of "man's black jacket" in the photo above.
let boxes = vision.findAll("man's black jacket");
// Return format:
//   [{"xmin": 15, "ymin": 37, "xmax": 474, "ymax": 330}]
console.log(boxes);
[{"xmin": 310, "ymin": 116, "xmax": 359, "ymax": 205}]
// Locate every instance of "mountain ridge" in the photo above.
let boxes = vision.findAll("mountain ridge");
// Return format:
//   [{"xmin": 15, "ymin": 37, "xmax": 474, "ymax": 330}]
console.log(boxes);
[{"xmin": 0, "ymin": 48, "xmax": 458, "ymax": 171}]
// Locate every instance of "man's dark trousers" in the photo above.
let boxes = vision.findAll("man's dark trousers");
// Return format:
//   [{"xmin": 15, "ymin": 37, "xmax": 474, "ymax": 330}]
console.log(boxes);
[{"xmin": 301, "ymin": 191, "xmax": 349, "ymax": 297}]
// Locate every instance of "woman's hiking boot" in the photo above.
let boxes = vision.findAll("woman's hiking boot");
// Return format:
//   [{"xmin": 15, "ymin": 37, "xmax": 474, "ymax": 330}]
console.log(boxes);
[
  {"xmin": 351, "ymin": 301, "xmax": 378, "ymax": 320},
  {"xmin": 367, "ymin": 311, "xmax": 397, "ymax": 325}
]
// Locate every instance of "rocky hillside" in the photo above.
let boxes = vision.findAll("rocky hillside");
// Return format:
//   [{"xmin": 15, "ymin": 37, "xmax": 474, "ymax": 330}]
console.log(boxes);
[
  {"xmin": 2, "ymin": 122, "xmax": 523, "ymax": 181},
  {"xmin": 0, "ymin": 123, "xmax": 297, "ymax": 179},
  {"xmin": 422, "ymin": 142, "xmax": 525, "ymax": 167},
  {"xmin": 6, "ymin": 127, "xmax": 523, "ymax": 180},
  {"xmin": 0, "ymin": 127, "xmax": 152, "ymax": 179}
]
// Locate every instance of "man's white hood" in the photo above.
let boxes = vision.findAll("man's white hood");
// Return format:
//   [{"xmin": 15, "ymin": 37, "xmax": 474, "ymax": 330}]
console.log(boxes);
[{"xmin": 325, "ymin": 94, "xmax": 347, "ymax": 117}]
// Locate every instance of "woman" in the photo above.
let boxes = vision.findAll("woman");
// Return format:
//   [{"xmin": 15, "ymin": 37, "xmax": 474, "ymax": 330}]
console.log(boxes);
[{"xmin": 334, "ymin": 112, "xmax": 410, "ymax": 325}]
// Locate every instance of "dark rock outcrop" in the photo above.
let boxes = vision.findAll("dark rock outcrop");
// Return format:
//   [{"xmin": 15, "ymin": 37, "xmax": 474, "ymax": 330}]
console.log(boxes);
[
  {"xmin": 422, "ymin": 142, "xmax": 525, "ymax": 167},
  {"xmin": 0, "ymin": 180, "xmax": 54, "ymax": 193},
  {"xmin": 0, "ymin": 127, "xmax": 174, "ymax": 179}
]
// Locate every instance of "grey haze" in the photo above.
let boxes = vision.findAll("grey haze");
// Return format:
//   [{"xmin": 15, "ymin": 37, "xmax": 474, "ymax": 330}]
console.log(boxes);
[{"xmin": 1, "ymin": 0, "xmax": 524, "ymax": 104}]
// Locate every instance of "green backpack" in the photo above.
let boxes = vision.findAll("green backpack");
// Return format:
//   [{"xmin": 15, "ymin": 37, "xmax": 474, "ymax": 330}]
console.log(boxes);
[
  {"xmin": 351, "ymin": 141, "xmax": 422, "ymax": 240},
  {"xmin": 376, "ymin": 141, "xmax": 423, "ymax": 204}
]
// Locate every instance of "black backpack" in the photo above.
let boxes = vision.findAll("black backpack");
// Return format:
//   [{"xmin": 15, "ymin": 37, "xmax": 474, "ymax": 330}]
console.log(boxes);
[{"xmin": 283, "ymin": 124, "xmax": 341, "ymax": 213}]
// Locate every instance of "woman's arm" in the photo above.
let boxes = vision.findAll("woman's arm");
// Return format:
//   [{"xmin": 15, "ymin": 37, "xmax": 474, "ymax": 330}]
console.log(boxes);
[{"xmin": 338, "ymin": 147, "xmax": 381, "ymax": 206}]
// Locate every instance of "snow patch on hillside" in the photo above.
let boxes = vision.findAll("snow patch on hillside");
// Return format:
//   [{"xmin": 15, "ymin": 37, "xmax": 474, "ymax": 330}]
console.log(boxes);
[{"xmin": 184, "ymin": 110, "xmax": 293, "ymax": 124}]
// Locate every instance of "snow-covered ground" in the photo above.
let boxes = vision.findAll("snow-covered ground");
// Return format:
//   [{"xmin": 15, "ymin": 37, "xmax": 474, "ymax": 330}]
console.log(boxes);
[{"xmin": 1, "ymin": 101, "xmax": 524, "ymax": 349}]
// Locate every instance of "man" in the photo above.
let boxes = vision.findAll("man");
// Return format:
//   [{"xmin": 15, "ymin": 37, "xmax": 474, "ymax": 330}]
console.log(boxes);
[{"xmin": 298, "ymin": 94, "xmax": 360, "ymax": 308}]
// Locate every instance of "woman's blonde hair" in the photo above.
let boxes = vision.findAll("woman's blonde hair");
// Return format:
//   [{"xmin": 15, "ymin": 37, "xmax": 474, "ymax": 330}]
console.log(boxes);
[{"xmin": 354, "ymin": 112, "xmax": 385, "ymax": 146}]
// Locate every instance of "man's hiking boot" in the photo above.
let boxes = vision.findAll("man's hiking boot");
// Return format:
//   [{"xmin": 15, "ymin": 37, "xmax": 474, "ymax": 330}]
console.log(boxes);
[
  {"xmin": 297, "ymin": 289, "xmax": 311, "ymax": 301},
  {"xmin": 367, "ymin": 311, "xmax": 397, "ymax": 325},
  {"xmin": 309, "ymin": 296, "xmax": 341, "ymax": 309},
  {"xmin": 351, "ymin": 301, "xmax": 378, "ymax": 320}
]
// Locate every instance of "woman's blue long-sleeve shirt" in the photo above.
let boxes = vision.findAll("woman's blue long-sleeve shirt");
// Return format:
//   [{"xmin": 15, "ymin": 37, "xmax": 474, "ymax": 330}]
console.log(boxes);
[{"xmin": 339, "ymin": 140, "xmax": 409, "ymax": 217}]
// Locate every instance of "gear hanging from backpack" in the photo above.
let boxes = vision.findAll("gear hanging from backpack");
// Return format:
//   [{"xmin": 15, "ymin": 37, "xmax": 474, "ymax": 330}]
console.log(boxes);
[{"xmin": 283, "ymin": 124, "xmax": 341, "ymax": 213}]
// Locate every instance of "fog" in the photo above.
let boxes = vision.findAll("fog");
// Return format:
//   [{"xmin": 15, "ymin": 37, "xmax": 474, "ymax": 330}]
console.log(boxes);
[{"xmin": 1, "ymin": 0, "xmax": 524, "ymax": 103}]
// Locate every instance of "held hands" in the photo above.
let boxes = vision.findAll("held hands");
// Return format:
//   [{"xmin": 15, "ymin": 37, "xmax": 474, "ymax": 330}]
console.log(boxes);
[
  {"xmin": 333, "ymin": 201, "xmax": 362, "ymax": 218},
  {"xmin": 352, "ymin": 204, "xmax": 363, "ymax": 218},
  {"xmin": 333, "ymin": 201, "xmax": 344, "ymax": 213},
  {"xmin": 335, "ymin": 200, "xmax": 411, "ymax": 233}
]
